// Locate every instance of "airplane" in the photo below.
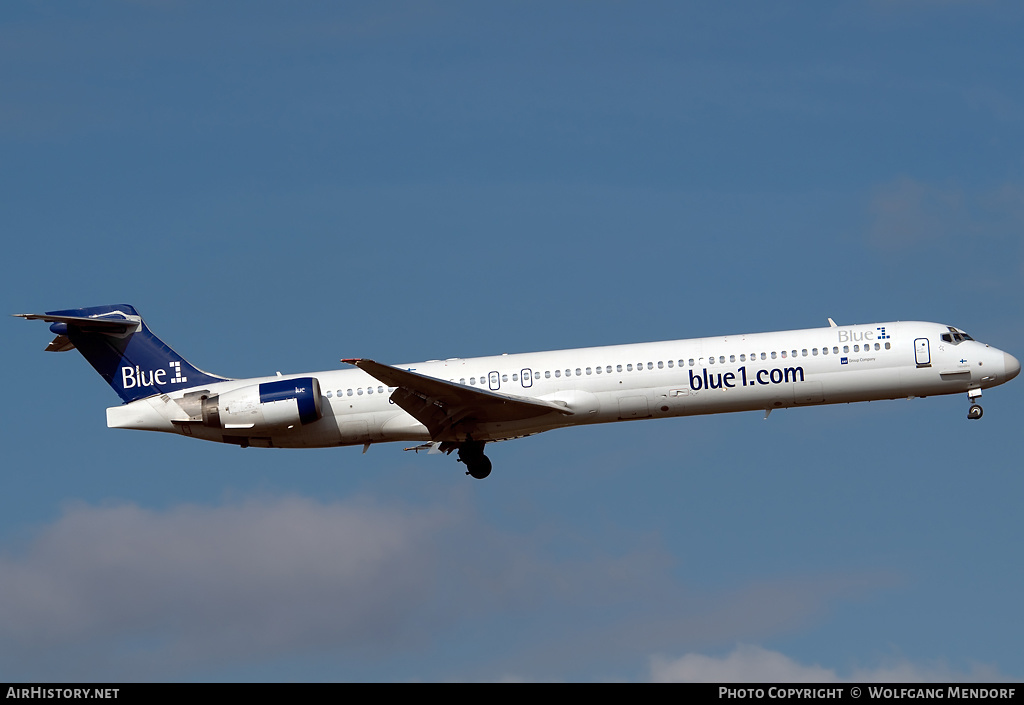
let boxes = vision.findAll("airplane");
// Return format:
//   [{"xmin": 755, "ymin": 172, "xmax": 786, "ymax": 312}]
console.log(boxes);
[{"xmin": 16, "ymin": 304, "xmax": 1020, "ymax": 479}]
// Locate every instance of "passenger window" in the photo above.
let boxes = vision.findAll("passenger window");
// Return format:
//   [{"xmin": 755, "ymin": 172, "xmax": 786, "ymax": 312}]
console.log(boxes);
[
  {"xmin": 667, "ymin": 360, "xmax": 673, "ymax": 368},
  {"xmin": 596, "ymin": 366, "xmax": 602, "ymax": 374},
  {"xmin": 802, "ymin": 349, "xmax": 808, "ymax": 357},
  {"xmin": 843, "ymin": 346, "xmax": 849, "ymax": 353},
  {"xmin": 812, "ymin": 348, "xmax": 818, "ymax": 356},
  {"xmin": 347, "ymin": 389, "xmax": 353, "ymax": 396},
  {"xmin": 576, "ymin": 368, "xmax": 582, "ymax": 376},
  {"xmin": 378, "ymin": 386, "xmax": 384, "ymax": 394},
  {"xmin": 554, "ymin": 370, "xmax": 561, "ymax": 378},
  {"xmin": 885, "ymin": 342, "xmax": 891, "ymax": 350},
  {"xmin": 367, "ymin": 387, "xmax": 373, "ymax": 394},
  {"xmin": 761, "ymin": 353, "xmax": 767, "ymax": 360},
  {"xmin": 585, "ymin": 367, "xmax": 592, "ymax": 375},
  {"xmin": 545, "ymin": 371, "xmax": 551, "ymax": 379},
  {"xmin": 512, "ymin": 373, "xmax": 518, "ymax": 381},
  {"xmin": 357, "ymin": 388, "xmax": 363, "ymax": 395},
  {"xmin": 688, "ymin": 359, "xmax": 695, "ymax": 366},
  {"xmin": 658, "ymin": 361, "xmax": 664, "ymax": 369},
  {"xmin": 874, "ymin": 343, "xmax": 880, "ymax": 351},
  {"xmin": 854, "ymin": 345, "xmax": 860, "ymax": 352},
  {"xmin": 616, "ymin": 364, "xmax": 622, "ymax": 372},
  {"xmin": 740, "ymin": 354, "xmax": 746, "ymax": 362},
  {"xmin": 771, "ymin": 352, "xmax": 777, "ymax": 359},
  {"xmin": 708, "ymin": 357, "xmax": 715, "ymax": 365},
  {"xmin": 781, "ymin": 351, "xmax": 787, "ymax": 358},
  {"xmin": 325, "ymin": 390, "xmax": 332, "ymax": 398},
  {"xmin": 627, "ymin": 364, "xmax": 633, "ymax": 372},
  {"xmin": 502, "ymin": 374, "xmax": 508, "ymax": 382},
  {"xmin": 729, "ymin": 355, "xmax": 735, "ymax": 363}
]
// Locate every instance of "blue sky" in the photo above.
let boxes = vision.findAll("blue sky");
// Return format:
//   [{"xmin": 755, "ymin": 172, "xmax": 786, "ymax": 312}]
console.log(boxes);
[{"xmin": 2, "ymin": 1, "xmax": 1023, "ymax": 682}]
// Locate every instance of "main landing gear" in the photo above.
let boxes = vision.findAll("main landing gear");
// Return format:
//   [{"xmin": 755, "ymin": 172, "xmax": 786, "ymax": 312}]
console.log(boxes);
[
  {"xmin": 457, "ymin": 440, "xmax": 492, "ymax": 480},
  {"xmin": 967, "ymin": 388, "xmax": 984, "ymax": 420}
]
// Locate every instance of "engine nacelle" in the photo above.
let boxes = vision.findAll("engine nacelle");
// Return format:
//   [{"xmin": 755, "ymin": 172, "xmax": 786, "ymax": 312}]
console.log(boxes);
[{"xmin": 201, "ymin": 377, "xmax": 323, "ymax": 430}]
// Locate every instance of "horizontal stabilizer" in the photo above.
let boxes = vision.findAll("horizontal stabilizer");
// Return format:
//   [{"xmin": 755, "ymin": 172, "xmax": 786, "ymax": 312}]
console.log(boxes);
[
  {"xmin": 14, "ymin": 312, "xmax": 141, "ymax": 333},
  {"xmin": 17, "ymin": 312, "xmax": 143, "ymax": 352}
]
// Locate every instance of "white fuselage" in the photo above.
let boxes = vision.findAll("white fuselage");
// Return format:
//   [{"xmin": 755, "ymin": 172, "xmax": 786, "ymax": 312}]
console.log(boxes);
[{"xmin": 106, "ymin": 321, "xmax": 1020, "ymax": 449}]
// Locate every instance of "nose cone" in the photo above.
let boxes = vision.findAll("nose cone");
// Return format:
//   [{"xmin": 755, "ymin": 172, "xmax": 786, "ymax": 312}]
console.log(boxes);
[{"xmin": 1005, "ymin": 352, "xmax": 1021, "ymax": 382}]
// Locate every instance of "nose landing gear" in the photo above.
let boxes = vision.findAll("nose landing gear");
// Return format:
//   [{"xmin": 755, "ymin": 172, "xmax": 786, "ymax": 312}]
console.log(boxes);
[{"xmin": 967, "ymin": 388, "xmax": 983, "ymax": 420}]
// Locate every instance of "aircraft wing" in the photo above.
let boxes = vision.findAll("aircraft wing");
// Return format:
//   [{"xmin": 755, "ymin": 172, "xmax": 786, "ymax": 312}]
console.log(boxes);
[{"xmin": 343, "ymin": 358, "xmax": 572, "ymax": 441}]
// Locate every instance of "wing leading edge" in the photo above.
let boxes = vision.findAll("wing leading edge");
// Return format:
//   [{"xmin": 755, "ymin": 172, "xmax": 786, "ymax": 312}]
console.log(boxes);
[{"xmin": 342, "ymin": 358, "xmax": 573, "ymax": 441}]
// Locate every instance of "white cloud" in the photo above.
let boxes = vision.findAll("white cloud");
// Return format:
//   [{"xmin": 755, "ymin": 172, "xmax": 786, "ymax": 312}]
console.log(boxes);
[
  {"xmin": 650, "ymin": 644, "xmax": 1011, "ymax": 683},
  {"xmin": 0, "ymin": 496, "xmax": 454, "ymax": 678},
  {"xmin": 651, "ymin": 644, "xmax": 837, "ymax": 683},
  {"xmin": 0, "ymin": 495, "xmax": 894, "ymax": 682}
]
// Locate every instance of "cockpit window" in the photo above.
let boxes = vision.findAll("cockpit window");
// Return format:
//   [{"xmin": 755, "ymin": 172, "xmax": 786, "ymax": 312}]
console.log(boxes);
[{"xmin": 942, "ymin": 327, "xmax": 975, "ymax": 344}]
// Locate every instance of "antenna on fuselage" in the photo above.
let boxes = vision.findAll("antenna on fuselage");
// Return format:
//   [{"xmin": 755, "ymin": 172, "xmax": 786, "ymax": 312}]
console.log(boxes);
[{"xmin": 827, "ymin": 318, "xmax": 838, "ymax": 328}]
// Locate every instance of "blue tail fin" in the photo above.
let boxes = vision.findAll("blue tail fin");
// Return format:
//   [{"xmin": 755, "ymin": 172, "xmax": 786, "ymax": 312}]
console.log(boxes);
[{"xmin": 17, "ymin": 304, "xmax": 229, "ymax": 403}]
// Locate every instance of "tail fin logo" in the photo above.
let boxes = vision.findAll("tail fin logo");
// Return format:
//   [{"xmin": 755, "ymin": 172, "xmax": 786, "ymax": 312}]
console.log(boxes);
[
  {"xmin": 169, "ymin": 361, "xmax": 187, "ymax": 384},
  {"xmin": 121, "ymin": 362, "xmax": 188, "ymax": 390}
]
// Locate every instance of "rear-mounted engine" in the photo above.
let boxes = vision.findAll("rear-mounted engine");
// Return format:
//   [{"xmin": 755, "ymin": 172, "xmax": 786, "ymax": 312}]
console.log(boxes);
[{"xmin": 201, "ymin": 377, "xmax": 323, "ymax": 430}]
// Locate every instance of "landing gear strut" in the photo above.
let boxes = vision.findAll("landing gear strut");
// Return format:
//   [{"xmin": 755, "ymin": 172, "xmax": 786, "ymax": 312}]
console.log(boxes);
[
  {"xmin": 457, "ymin": 440, "xmax": 492, "ymax": 480},
  {"xmin": 967, "ymin": 388, "xmax": 984, "ymax": 420}
]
